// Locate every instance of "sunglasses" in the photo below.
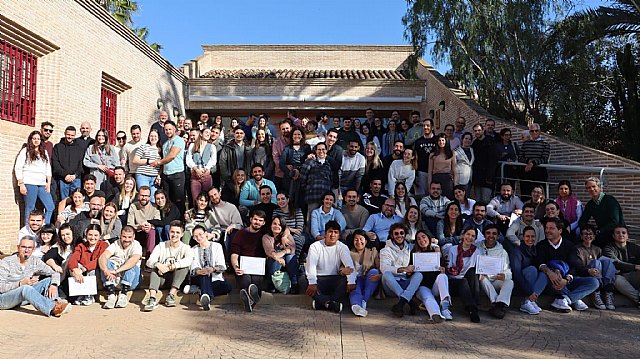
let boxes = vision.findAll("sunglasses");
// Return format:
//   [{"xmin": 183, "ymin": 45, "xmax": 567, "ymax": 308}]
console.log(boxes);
[
  {"xmin": 43, "ymin": 128, "xmax": 53, "ymax": 133},
  {"xmin": 393, "ymin": 231, "xmax": 405, "ymax": 235},
  {"xmin": 117, "ymin": 137, "xmax": 126, "ymax": 141}
]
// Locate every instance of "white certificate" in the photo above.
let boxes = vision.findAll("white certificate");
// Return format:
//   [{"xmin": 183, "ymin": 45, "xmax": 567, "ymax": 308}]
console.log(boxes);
[
  {"xmin": 68, "ymin": 276, "xmax": 98, "ymax": 296},
  {"xmin": 476, "ymin": 255, "xmax": 504, "ymax": 275},
  {"xmin": 240, "ymin": 256, "xmax": 266, "ymax": 276},
  {"xmin": 413, "ymin": 252, "xmax": 441, "ymax": 272}
]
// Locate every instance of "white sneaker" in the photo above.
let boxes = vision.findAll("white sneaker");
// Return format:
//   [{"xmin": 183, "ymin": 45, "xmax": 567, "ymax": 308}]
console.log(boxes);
[
  {"xmin": 351, "ymin": 304, "xmax": 367, "ymax": 317},
  {"xmin": 572, "ymin": 299, "xmax": 589, "ymax": 311},
  {"xmin": 183, "ymin": 284, "xmax": 200, "ymax": 295},
  {"xmin": 441, "ymin": 308, "xmax": 453, "ymax": 320},
  {"xmin": 531, "ymin": 301, "xmax": 542, "ymax": 313},
  {"xmin": 551, "ymin": 298, "xmax": 572, "ymax": 311},
  {"xmin": 103, "ymin": 293, "xmax": 117, "ymax": 309},
  {"xmin": 519, "ymin": 300, "xmax": 539, "ymax": 315}
]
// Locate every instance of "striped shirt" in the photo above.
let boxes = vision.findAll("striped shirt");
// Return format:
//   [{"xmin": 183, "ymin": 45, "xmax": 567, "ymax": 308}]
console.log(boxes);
[
  {"xmin": 134, "ymin": 144, "xmax": 161, "ymax": 177},
  {"xmin": 519, "ymin": 139, "xmax": 550, "ymax": 165}
]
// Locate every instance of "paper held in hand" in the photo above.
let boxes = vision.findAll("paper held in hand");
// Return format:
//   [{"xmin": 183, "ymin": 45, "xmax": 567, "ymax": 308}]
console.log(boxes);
[
  {"xmin": 476, "ymin": 255, "xmax": 504, "ymax": 275},
  {"xmin": 240, "ymin": 256, "xmax": 266, "ymax": 276},
  {"xmin": 68, "ymin": 275, "xmax": 98, "ymax": 296},
  {"xmin": 413, "ymin": 252, "xmax": 441, "ymax": 272}
]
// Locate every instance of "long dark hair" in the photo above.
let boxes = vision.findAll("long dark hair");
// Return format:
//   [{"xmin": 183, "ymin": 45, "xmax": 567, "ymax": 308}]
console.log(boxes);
[
  {"xmin": 155, "ymin": 189, "xmax": 175, "ymax": 217},
  {"xmin": 411, "ymin": 230, "xmax": 436, "ymax": 253},
  {"xmin": 433, "ymin": 133, "xmax": 453, "ymax": 159},
  {"xmin": 444, "ymin": 201, "xmax": 463, "ymax": 237},
  {"xmin": 25, "ymin": 130, "xmax": 48, "ymax": 163},
  {"xmin": 91, "ymin": 129, "xmax": 112, "ymax": 155},
  {"xmin": 268, "ymin": 216, "xmax": 288, "ymax": 246},
  {"xmin": 58, "ymin": 223, "xmax": 76, "ymax": 253},
  {"xmin": 40, "ymin": 223, "xmax": 58, "ymax": 247}
]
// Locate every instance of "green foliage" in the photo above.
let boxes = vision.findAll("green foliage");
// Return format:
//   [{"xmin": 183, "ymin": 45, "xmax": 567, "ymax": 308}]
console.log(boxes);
[{"xmin": 98, "ymin": 0, "xmax": 162, "ymax": 53}]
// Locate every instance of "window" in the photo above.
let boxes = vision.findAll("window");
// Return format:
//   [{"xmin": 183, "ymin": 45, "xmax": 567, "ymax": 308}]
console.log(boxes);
[
  {"xmin": 100, "ymin": 87, "xmax": 117, "ymax": 145},
  {"xmin": 0, "ymin": 39, "xmax": 37, "ymax": 126}
]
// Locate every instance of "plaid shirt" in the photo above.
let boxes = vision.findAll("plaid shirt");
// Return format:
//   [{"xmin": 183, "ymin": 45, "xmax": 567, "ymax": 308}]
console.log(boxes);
[{"xmin": 300, "ymin": 157, "xmax": 339, "ymax": 203}]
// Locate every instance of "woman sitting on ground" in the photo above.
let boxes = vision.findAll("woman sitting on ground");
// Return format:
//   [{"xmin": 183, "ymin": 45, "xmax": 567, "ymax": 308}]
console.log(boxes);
[
  {"xmin": 67, "ymin": 224, "xmax": 109, "ymax": 306},
  {"xmin": 347, "ymin": 229, "xmax": 381, "ymax": 317},
  {"xmin": 148, "ymin": 189, "xmax": 181, "ymax": 244},
  {"xmin": 100, "ymin": 202, "xmax": 122, "ymax": 243},
  {"xmin": 402, "ymin": 205, "xmax": 429, "ymax": 243},
  {"xmin": 411, "ymin": 230, "xmax": 452, "ymax": 323},
  {"xmin": 57, "ymin": 188, "xmax": 88, "ymax": 226},
  {"xmin": 262, "ymin": 216, "xmax": 299, "ymax": 294},
  {"xmin": 43, "ymin": 223, "xmax": 76, "ymax": 298}
]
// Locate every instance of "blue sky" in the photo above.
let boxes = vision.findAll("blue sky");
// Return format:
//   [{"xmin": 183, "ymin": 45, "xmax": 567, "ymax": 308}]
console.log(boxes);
[{"xmin": 134, "ymin": 0, "xmax": 607, "ymax": 73}]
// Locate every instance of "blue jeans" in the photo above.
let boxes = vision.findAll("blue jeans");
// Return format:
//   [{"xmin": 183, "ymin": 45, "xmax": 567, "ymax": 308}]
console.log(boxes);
[
  {"xmin": 59, "ymin": 178, "xmax": 81, "ymax": 201},
  {"xmin": 588, "ymin": 257, "xmax": 616, "ymax": 288},
  {"xmin": 155, "ymin": 224, "xmax": 171, "ymax": 243},
  {"xmin": 0, "ymin": 277, "xmax": 55, "ymax": 316},
  {"xmin": 101, "ymin": 261, "xmax": 141, "ymax": 289},
  {"xmin": 24, "ymin": 184, "xmax": 55, "ymax": 224},
  {"xmin": 382, "ymin": 271, "xmax": 423, "ymax": 302},
  {"xmin": 135, "ymin": 174, "xmax": 158, "ymax": 202},
  {"xmin": 547, "ymin": 276, "xmax": 599, "ymax": 303},
  {"xmin": 267, "ymin": 253, "xmax": 299, "ymax": 284},
  {"xmin": 350, "ymin": 269, "xmax": 380, "ymax": 306},
  {"xmin": 522, "ymin": 266, "xmax": 549, "ymax": 296}
]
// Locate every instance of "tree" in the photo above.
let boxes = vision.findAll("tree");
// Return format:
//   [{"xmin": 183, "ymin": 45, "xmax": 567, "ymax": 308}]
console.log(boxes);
[
  {"xmin": 97, "ymin": 0, "xmax": 163, "ymax": 53},
  {"xmin": 402, "ymin": 0, "xmax": 571, "ymax": 124}
]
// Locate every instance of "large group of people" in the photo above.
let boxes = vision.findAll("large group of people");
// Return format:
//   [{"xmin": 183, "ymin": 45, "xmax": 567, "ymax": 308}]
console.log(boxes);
[{"xmin": 2, "ymin": 109, "xmax": 636, "ymax": 323}]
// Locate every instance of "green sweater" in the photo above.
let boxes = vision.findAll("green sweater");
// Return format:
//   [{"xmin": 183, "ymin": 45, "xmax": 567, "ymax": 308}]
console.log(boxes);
[{"xmin": 578, "ymin": 194, "xmax": 624, "ymax": 233}]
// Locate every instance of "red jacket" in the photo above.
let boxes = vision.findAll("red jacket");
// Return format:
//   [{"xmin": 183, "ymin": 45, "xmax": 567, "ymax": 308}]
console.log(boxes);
[{"xmin": 68, "ymin": 240, "xmax": 108, "ymax": 272}]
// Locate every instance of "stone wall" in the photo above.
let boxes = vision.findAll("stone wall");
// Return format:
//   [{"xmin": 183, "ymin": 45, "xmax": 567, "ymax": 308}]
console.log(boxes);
[{"xmin": 0, "ymin": 0, "xmax": 186, "ymax": 253}]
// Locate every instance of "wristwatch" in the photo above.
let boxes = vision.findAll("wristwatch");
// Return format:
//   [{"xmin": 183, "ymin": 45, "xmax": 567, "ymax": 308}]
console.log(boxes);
[{"xmin": 146, "ymin": 158, "xmax": 150, "ymax": 165}]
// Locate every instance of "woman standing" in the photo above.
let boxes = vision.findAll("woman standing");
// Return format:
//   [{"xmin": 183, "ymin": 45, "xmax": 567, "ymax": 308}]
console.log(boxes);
[
  {"xmin": 348, "ymin": 230, "xmax": 381, "ymax": 317},
  {"xmin": 262, "ymin": 216, "xmax": 299, "ymax": 294},
  {"xmin": 251, "ymin": 128, "xmax": 275, "ymax": 179},
  {"xmin": 382, "ymin": 120, "xmax": 403, "ymax": 157},
  {"xmin": 387, "ymin": 148, "xmax": 416, "ymax": 195},
  {"xmin": 454, "ymin": 132, "xmax": 474, "ymax": 194},
  {"xmin": 15, "ymin": 130, "xmax": 55, "ymax": 224},
  {"xmin": 446, "ymin": 227, "xmax": 481, "ymax": 323},
  {"xmin": 495, "ymin": 128, "xmax": 519, "ymax": 190},
  {"xmin": 359, "ymin": 123, "xmax": 380, "ymax": 152},
  {"xmin": 83, "ymin": 129, "xmax": 119, "ymax": 189},
  {"xmin": 429, "ymin": 134, "xmax": 457, "ymax": 199},
  {"xmin": 280, "ymin": 127, "xmax": 312, "ymax": 208},
  {"xmin": 412, "ymin": 230, "xmax": 452, "ymax": 322},
  {"xmin": 186, "ymin": 128, "xmax": 217, "ymax": 204},
  {"xmin": 133, "ymin": 129, "xmax": 162, "ymax": 201}
]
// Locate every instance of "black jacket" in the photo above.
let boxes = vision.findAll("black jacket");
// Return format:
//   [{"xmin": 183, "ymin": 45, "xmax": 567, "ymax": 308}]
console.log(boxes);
[
  {"xmin": 52, "ymin": 138, "xmax": 85, "ymax": 181},
  {"xmin": 218, "ymin": 142, "xmax": 252, "ymax": 184}
]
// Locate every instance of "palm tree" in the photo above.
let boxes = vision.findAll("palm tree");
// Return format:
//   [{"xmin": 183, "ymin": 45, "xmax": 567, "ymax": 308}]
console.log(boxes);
[{"xmin": 99, "ymin": 0, "xmax": 139, "ymax": 27}]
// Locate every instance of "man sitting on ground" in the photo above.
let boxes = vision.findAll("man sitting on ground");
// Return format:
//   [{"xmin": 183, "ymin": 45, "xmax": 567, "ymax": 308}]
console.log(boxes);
[
  {"xmin": 306, "ymin": 220, "xmax": 356, "ymax": 313},
  {"xmin": 99, "ymin": 225, "xmax": 143, "ymax": 309},
  {"xmin": 488, "ymin": 183, "xmax": 523, "ymax": 235},
  {"xmin": 0, "ymin": 237, "xmax": 71, "ymax": 317},
  {"xmin": 340, "ymin": 189, "xmax": 369, "ymax": 241},
  {"xmin": 604, "ymin": 225, "xmax": 640, "ymax": 308},
  {"xmin": 363, "ymin": 197, "xmax": 403, "ymax": 246},
  {"xmin": 420, "ymin": 181, "xmax": 451, "ymax": 235}
]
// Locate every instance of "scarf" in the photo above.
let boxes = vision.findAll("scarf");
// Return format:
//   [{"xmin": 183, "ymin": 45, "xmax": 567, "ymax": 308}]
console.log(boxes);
[
  {"xmin": 556, "ymin": 194, "xmax": 578, "ymax": 224},
  {"xmin": 447, "ymin": 244, "xmax": 476, "ymax": 276}
]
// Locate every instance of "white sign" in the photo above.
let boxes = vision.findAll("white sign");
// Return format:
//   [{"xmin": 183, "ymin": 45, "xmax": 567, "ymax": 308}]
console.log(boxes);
[
  {"xmin": 240, "ymin": 256, "xmax": 266, "ymax": 276},
  {"xmin": 476, "ymin": 255, "xmax": 504, "ymax": 275},
  {"xmin": 413, "ymin": 252, "xmax": 441, "ymax": 272},
  {"xmin": 68, "ymin": 275, "xmax": 98, "ymax": 296}
]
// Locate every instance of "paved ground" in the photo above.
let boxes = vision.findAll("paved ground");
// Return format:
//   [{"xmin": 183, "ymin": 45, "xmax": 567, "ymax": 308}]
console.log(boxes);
[{"xmin": 2, "ymin": 301, "xmax": 639, "ymax": 359}]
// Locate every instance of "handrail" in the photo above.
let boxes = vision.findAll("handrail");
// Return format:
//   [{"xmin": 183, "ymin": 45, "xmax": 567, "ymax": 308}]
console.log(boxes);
[{"xmin": 498, "ymin": 161, "xmax": 640, "ymax": 175}]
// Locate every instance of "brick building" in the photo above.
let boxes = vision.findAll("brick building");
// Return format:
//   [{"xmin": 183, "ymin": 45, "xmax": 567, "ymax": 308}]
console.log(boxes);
[{"xmin": 0, "ymin": 1, "xmax": 638, "ymax": 252}]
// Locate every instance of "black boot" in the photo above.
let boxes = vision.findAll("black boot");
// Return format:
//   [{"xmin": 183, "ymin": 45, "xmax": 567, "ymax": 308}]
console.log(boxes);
[{"xmin": 392, "ymin": 298, "xmax": 407, "ymax": 317}]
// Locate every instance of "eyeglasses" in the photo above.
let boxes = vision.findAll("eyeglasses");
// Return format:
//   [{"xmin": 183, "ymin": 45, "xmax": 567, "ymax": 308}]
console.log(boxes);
[
  {"xmin": 43, "ymin": 128, "xmax": 53, "ymax": 133},
  {"xmin": 393, "ymin": 231, "xmax": 405, "ymax": 235}
]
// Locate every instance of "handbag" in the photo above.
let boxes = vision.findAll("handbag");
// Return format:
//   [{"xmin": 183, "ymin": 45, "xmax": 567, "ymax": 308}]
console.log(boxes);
[
  {"xmin": 271, "ymin": 270, "xmax": 291, "ymax": 294},
  {"xmin": 98, "ymin": 150, "xmax": 116, "ymax": 178}
]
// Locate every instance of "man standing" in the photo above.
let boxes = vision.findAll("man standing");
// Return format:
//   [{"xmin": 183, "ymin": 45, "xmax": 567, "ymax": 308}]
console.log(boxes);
[
  {"xmin": 364, "ymin": 108, "xmax": 375, "ymax": 126},
  {"xmin": 478, "ymin": 225, "xmax": 514, "ymax": 319},
  {"xmin": 340, "ymin": 189, "xmax": 369, "ymax": 240},
  {"xmin": 239, "ymin": 164, "xmax": 277, "ymax": 208},
  {"xmin": 363, "ymin": 197, "xmax": 403, "ymax": 244},
  {"xmin": 306, "ymin": 220, "xmax": 356, "ymax": 313},
  {"xmin": 337, "ymin": 117, "xmax": 363, "ymax": 152},
  {"xmin": 144, "ymin": 221, "xmax": 193, "ymax": 311},
  {"xmin": 419, "ymin": 181, "xmax": 451, "ymax": 235},
  {"xmin": 231, "ymin": 210, "xmax": 268, "ymax": 312},
  {"xmin": 120, "ymin": 125, "xmax": 143, "ymax": 174},
  {"xmin": 127, "ymin": 186, "xmax": 160, "ymax": 256},
  {"xmin": 310, "ymin": 192, "xmax": 347, "ymax": 241},
  {"xmin": 535, "ymin": 218, "xmax": 599, "ymax": 312},
  {"xmin": 444, "ymin": 124, "xmax": 460, "ymax": 150},
  {"xmin": 484, "ymin": 118, "xmax": 499, "ymax": 139},
  {"xmin": 453, "ymin": 116, "xmax": 466, "ymax": 142},
  {"xmin": 300, "ymin": 142, "xmax": 339, "ymax": 220},
  {"xmin": 381, "ymin": 223, "xmax": 423, "ymax": 317},
  {"xmin": 0, "ymin": 237, "xmax": 71, "ymax": 317},
  {"xmin": 604, "ymin": 225, "xmax": 640, "ymax": 307},
  {"xmin": 340, "ymin": 140, "xmax": 366, "ymax": 194},
  {"xmin": 52, "ymin": 126, "xmax": 84, "ymax": 200},
  {"xmin": 273, "ymin": 119, "xmax": 293, "ymax": 190},
  {"xmin": 404, "ymin": 111, "xmax": 423, "ymax": 147},
  {"xmin": 151, "ymin": 111, "xmax": 169, "ymax": 145},
  {"xmin": 518, "ymin": 123, "xmax": 550, "ymax": 201},
  {"xmin": 471, "ymin": 123, "xmax": 498, "ymax": 203},
  {"xmin": 413, "ymin": 118, "xmax": 437, "ymax": 196},
  {"xmin": 77, "ymin": 121, "xmax": 94, "ymax": 150},
  {"xmin": 579, "ymin": 177, "xmax": 624, "ymax": 247},
  {"xmin": 325, "ymin": 128, "xmax": 344, "ymax": 172},
  {"xmin": 152, "ymin": 120, "xmax": 186, "ymax": 215},
  {"xmin": 99, "ymin": 226, "xmax": 143, "ymax": 309},
  {"xmin": 219, "ymin": 126, "xmax": 252, "ymax": 185}
]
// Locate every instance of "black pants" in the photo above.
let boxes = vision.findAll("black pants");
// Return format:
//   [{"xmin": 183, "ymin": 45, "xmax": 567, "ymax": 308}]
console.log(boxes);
[
  {"xmin": 193, "ymin": 275, "xmax": 232, "ymax": 298},
  {"xmin": 449, "ymin": 268, "xmax": 480, "ymax": 310},
  {"xmin": 163, "ymin": 171, "xmax": 186, "ymax": 216},
  {"xmin": 520, "ymin": 167, "xmax": 548, "ymax": 202},
  {"xmin": 313, "ymin": 275, "xmax": 347, "ymax": 306},
  {"xmin": 235, "ymin": 273, "xmax": 264, "ymax": 293}
]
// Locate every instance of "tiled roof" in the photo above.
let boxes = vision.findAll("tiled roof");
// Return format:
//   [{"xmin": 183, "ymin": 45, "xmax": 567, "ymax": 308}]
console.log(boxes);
[{"xmin": 200, "ymin": 69, "xmax": 407, "ymax": 80}]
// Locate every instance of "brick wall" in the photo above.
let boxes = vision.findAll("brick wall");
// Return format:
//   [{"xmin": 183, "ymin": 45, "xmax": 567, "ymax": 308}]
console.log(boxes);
[{"xmin": 0, "ymin": 0, "xmax": 186, "ymax": 253}]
